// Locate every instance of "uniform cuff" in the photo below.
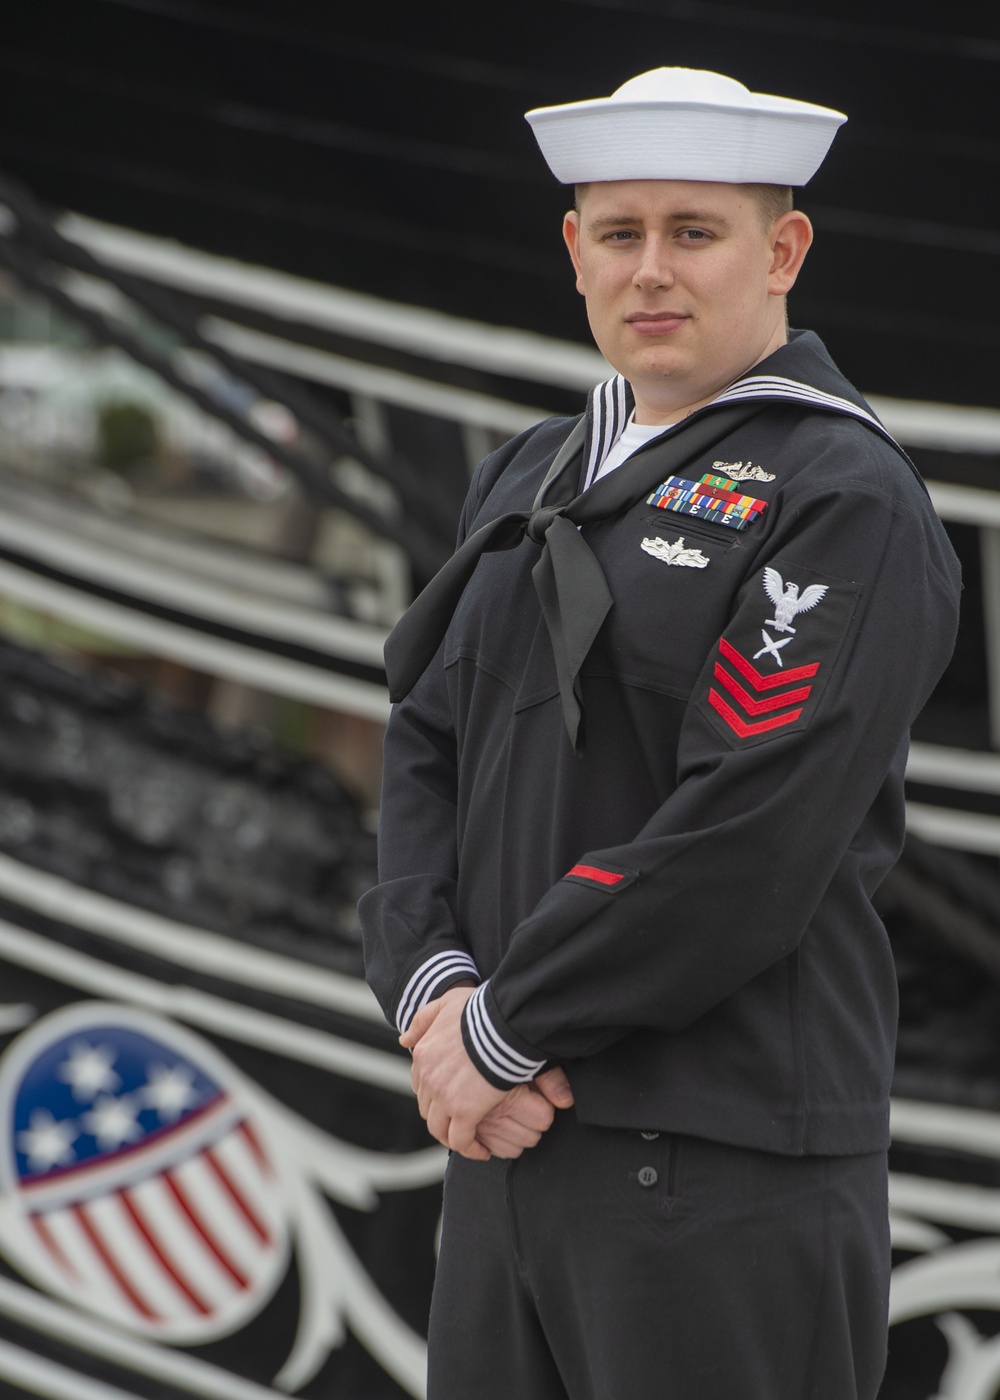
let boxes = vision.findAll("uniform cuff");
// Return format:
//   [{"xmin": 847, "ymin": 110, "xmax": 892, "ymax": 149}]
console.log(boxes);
[
  {"xmin": 395, "ymin": 950, "xmax": 480, "ymax": 1032},
  {"xmin": 461, "ymin": 982, "xmax": 547, "ymax": 1089}
]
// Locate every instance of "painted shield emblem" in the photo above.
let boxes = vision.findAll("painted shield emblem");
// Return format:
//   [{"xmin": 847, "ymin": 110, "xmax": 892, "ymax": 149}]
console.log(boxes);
[{"xmin": 0, "ymin": 1003, "xmax": 290, "ymax": 1343}]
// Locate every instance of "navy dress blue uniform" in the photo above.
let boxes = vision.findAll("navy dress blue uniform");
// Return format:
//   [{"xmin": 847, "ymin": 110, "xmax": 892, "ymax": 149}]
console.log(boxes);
[{"xmin": 360, "ymin": 330, "xmax": 961, "ymax": 1398}]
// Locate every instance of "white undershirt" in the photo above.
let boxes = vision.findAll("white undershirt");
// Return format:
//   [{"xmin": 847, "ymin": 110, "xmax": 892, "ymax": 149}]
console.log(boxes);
[{"xmin": 589, "ymin": 415, "xmax": 667, "ymax": 488}]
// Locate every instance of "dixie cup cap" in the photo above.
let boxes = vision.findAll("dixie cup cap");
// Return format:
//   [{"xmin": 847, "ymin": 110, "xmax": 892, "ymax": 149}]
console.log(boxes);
[{"xmin": 525, "ymin": 67, "xmax": 846, "ymax": 186}]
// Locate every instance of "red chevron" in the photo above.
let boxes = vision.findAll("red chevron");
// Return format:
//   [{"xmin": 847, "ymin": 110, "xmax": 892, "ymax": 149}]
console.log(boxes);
[
  {"xmin": 708, "ymin": 688, "xmax": 804, "ymax": 737},
  {"xmin": 718, "ymin": 636, "xmax": 820, "ymax": 690},
  {"xmin": 713, "ymin": 663, "xmax": 813, "ymax": 716}
]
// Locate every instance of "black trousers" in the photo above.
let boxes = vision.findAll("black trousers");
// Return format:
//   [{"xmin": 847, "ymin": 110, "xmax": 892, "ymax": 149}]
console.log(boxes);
[{"xmin": 428, "ymin": 1112, "xmax": 889, "ymax": 1400}]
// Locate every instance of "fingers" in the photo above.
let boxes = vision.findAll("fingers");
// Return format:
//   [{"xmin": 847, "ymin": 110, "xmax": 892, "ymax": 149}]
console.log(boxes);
[
  {"xmin": 479, "ymin": 1097, "xmax": 549, "ymax": 1144},
  {"xmin": 476, "ymin": 1126, "xmax": 531, "ymax": 1159},
  {"xmin": 399, "ymin": 999, "xmax": 443, "ymax": 1049},
  {"xmin": 448, "ymin": 1115, "xmax": 491, "ymax": 1162},
  {"xmin": 425, "ymin": 1103, "xmax": 489, "ymax": 1161},
  {"xmin": 497, "ymin": 1084, "xmax": 555, "ymax": 1133},
  {"xmin": 534, "ymin": 1066, "xmax": 575, "ymax": 1109}
]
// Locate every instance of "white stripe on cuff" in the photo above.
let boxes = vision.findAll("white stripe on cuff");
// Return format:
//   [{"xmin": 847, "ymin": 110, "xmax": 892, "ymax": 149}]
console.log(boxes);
[
  {"xmin": 465, "ymin": 983, "xmax": 545, "ymax": 1085},
  {"xmin": 396, "ymin": 950, "xmax": 480, "ymax": 1032}
]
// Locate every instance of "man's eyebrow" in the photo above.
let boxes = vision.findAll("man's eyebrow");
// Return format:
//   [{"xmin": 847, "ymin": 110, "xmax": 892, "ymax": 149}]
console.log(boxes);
[
  {"xmin": 668, "ymin": 210, "xmax": 732, "ymax": 228},
  {"xmin": 585, "ymin": 209, "xmax": 733, "ymax": 231},
  {"xmin": 586, "ymin": 213, "xmax": 642, "ymax": 229}
]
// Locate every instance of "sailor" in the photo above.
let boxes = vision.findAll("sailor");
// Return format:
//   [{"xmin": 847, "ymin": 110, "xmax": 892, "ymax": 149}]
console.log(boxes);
[{"xmin": 360, "ymin": 67, "xmax": 961, "ymax": 1399}]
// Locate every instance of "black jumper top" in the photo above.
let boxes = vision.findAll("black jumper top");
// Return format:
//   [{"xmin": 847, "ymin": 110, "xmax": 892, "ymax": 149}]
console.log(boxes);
[{"xmin": 360, "ymin": 331, "xmax": 961, "ymax": 1157}]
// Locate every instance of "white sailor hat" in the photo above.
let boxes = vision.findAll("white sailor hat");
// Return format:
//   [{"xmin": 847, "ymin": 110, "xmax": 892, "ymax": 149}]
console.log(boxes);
[{"xmin": 525, "ymin": 67, "xmax": 846, "ymax": 186}]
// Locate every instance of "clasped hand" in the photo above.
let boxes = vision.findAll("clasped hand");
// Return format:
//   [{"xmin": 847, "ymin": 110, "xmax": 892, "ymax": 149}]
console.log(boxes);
[{"xmin": 400, "ymin": 985, "xmax": 573, "ymax": 1162}]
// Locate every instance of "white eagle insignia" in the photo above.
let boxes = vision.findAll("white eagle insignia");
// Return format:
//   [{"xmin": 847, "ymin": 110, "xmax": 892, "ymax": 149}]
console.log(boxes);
[
  {"xmin": 762, "ymin": 567, "xmax": 828, "ymax": 633},
  {"xmin": 641, "ymin": 536, "xmax": 710, "ymax": 568},
  {"xmin": 712, "ymin": 459, "xmax": 776, "ymax": 483}
]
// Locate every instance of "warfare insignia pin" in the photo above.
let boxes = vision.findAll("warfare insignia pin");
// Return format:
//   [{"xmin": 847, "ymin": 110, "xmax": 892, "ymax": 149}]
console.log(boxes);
[
  {"xmin": 762, "ymin": 567, "xmax": 828, "ymax": 634},
  {"xmin": 712, "ymin": 460, "xmax": 776, "ymax": 483},
  {"xmin": 641, "ymin": 536, "xmax": 710, "ymax": 568}
]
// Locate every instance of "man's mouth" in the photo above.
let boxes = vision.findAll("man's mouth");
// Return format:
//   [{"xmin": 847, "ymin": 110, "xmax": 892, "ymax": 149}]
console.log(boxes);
[{"xmin": 626, "ymin": 311, "xmax": 690, "ymax": 335}]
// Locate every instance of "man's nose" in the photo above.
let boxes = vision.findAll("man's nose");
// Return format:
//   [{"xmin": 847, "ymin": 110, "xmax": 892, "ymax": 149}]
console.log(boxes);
[{"xmin": 632, "ymin": 236, "xmax": 675, "ymax": 290}]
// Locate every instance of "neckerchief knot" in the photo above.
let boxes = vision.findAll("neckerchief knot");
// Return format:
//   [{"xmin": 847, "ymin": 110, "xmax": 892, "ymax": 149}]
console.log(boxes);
[{"xmin": 526, "ymin": 506, "xmax": 564, "ymax": 544}]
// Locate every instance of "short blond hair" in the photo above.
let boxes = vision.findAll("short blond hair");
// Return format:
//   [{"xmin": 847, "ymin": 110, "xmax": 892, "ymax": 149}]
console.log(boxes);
[{"xmin": 573, "ymin": 182, "xmax": 794, "ymax": 229}]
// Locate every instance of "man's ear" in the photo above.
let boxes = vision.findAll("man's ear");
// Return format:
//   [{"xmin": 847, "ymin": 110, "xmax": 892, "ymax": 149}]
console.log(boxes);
[
  {"xmin": 562, "ymin": 210, "xmax": 586, "ymax": 295},
  {"xmin": 767, "ymin": 210, "xmax": 813, "ymax": 297}
]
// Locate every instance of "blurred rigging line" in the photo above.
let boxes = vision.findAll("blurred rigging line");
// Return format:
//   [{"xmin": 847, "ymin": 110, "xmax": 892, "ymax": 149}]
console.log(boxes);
[
  {"xmin": 0, "ymin": 169, "xmax": 461, "ymax": 541},
  {"xmin": 3, "ymin": 56, "xmax": 998, "ymax": 257},
  {"xmin": 860, "ymin": 124, "xmax": 1000, "ymax": 163},
  {"xmin": 2, "ymin": 121, "xmax": 996, "ymax": 267},
  {"xmin": 0, "ymin": 49, "xmax": 543, "ymax": 183},
  {"xmin": 0, "ymin": 507, "xmax": 389, "ymax": 670},
  {"xmin": 92, "ymin": 0, "xmax": 566, "ymax": 92},
  {"xmin": 573, "ymin": 0, "xmax": 1000, "ymax": 61},
  {"xmin": 882, "ymin": 836, "xmax": 1000, "ymax": 986},
  {"xmin": 791, "ymin": 297, "xmax": 1000, "ymax": 351},
  {"xmin": 7, "ymin": 46, "xmax": 998, "ymax": 171},
  {"xmin": 215, "ymin": 102, "xmax": 537, "ymax": 180},
  {"xmin": 2, "ymin": 140, "xmax": 996, "ymax": 359},
  {"xmin": 61, "ymin": 214, "xmax": 608, "ymax": 390},
  {"xmin": 0, "ymin": 232, "xmax": 449, "ymax": 581},
  {"xmin": 808, "ymin": 205, "xmax": 1000, "ymax": 257},
  {"xmin": 0, "ymin": 852, "xmax": 386, "ymax": 1024},
  {"xmin": 0, "ymin": 1272, "xmax": 292, "ymax": 1399},
  {"xmin": 93, "ymin": 0, "xmax": 1000, "ymax": 63},
  {"xmin": 0, "ymin": 1339, "xmax": 147, "ymax": 1400},
  {"xmin": 0, "ymin": 917, "xmax": 413, "ymax": 1091},
  {"xmin": 0, "ymin": 554, "xmax": 391, "ymax": 718},
  {"xmin": 0, "ymin": 138, "xmax": 566, "ymax": 279},
  {"xmin": 202, "ymin": 320, "xmax": 550, "ymax": 434}
]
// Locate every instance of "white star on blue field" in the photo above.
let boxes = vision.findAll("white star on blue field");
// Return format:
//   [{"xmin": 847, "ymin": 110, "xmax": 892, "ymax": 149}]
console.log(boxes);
[{"xmin": 13, "ymin": 1026, "xmax": 220, "ymax": 1180}]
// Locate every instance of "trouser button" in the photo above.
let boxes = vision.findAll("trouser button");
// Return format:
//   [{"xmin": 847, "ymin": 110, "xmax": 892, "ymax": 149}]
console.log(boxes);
[{"xmin": 638, "ymin": 1166, "xmax": 658, "ymax": 1188}]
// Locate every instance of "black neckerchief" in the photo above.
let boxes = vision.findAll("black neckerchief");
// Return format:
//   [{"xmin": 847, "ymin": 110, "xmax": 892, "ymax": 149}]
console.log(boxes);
[{"xmin": 384, "ymin": 331, "xmax": 915, "ymax": 754}]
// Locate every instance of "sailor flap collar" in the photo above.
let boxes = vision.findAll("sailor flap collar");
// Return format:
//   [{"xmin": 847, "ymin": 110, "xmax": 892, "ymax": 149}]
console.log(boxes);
[{"xmin": 581, "ymin": 329, "xmax": 920, "ymax": 491}]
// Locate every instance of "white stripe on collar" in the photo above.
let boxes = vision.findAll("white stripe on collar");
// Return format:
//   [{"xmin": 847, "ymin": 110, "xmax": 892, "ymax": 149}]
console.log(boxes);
[
  {"xmin": 584, "ymin": 375, "xmax": 629, "ymax": 489},
  {"xmin": 712, "ymin": 375, "xmax": 891, "ymax": 437},
  {"xmin": 585, "ymin": 371, "xmax": 900, "ymax": 481}
]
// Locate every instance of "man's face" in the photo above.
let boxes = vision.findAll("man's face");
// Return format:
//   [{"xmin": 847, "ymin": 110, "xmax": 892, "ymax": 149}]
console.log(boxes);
[{"xmin": 563, "ymin": 180, "xmax": 810, "ymax": 422}]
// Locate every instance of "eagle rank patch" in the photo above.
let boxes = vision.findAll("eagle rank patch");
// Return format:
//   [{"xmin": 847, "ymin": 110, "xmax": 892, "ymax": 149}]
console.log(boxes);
[
  {"xmin": 762, "ymin": 567, "xmax": 828, "ymax": 634},
  {"xmin": 641, "ymin": 536, "xmax": 709, "ymax": 568},
  {"xmin": 698, "ymin": 560, "xmax": 860, "ymax": 747}
]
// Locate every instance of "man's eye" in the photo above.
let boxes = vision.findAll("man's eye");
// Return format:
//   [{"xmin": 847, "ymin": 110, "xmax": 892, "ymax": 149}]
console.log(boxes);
[
  {"xmin": 606, "ymin": 230, "xmax": 637, "ymax": 242},
  {"xmin": 679, "ymin": 229, "xmax": 710, "ymax": 242}
]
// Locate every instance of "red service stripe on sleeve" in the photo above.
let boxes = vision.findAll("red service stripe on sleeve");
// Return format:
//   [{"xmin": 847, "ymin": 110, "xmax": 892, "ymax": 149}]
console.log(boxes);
[
  {"xmin": 713, "ymin": 663, "xmax": 813, "ymax": 716},
  {"xmin": 566, "ymin": 864, "xmax": 625, "ymax": 886},
  {"xmin": 718, "ymin": 636, "xmax": 820, "ymax": 690},
  {"xmin": 709, "ymin": 688, "xmax": 804, "ymax": 738}
]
